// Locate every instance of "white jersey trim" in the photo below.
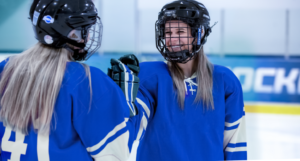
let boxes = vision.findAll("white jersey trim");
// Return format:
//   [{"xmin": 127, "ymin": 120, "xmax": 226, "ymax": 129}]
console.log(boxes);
[
  {"xmin": 87, "ymin": 118, "xmax": 129, "ymax": 153},
  {"xmin": 136, "ymin": 98, "xmax": 150, "ymax": 118},
  {"xmin": 225, "ymin": 117, "xmax": 241, "ymax": 127},
  {"xmin": 136, "ymin": 113, "xmax": 148, "ymax": 141},
  {"xmin": 225, "ymin": 146, "xmax": 247, "ymax": 152},
  {"xmin": 223, "ymin": 115, "xmax": 247, "ymax": 149},
  {"xmin": 94, "ymin": 155, "xmax": 120, "ymax": 161},
  {"xmin": 225, "ymin": 108, "xmax": 245, "ymax": 127},
  {"xmin": 92, "ymin": 131, "xmax": 130, "ymax": 161}
]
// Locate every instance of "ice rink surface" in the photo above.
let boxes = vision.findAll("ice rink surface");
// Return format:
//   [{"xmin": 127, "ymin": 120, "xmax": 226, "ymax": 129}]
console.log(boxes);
[
  {"xmin": 246, "ymin": 113, "xmax": 300, "ymax": 160},
  {"xmin": 128, "ymin": 112, "xmax": 300, "ymax": 161}
]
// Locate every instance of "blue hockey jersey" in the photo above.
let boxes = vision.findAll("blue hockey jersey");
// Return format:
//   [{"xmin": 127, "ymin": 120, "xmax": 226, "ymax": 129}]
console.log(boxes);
[
  {"xmin": 0, "ymin": 60, "xmax": 144, "ymax": 161},
  {"xmin": 136, "ymin": 61, "xmax": 247, "ymax": 161}
]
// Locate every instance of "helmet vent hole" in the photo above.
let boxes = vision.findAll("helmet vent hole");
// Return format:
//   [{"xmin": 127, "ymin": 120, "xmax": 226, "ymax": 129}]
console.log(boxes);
[
  {"xmin": 88, "ymin": 16, "xmax": 97, "ymax": 21},
  {"xmin": 179, "ymin": 7, "xmax": 186, "ymax": 9},
  {"xmin": 191, "ymin": 11, "xmax": 196, "ymax": 17},
  {"xmin": 57, "ymin": 8, "xmax": 64, "ymax": 14},
  {"xmin": 166, "ymin": 7, "xmax": 175, "ymax": 10}
]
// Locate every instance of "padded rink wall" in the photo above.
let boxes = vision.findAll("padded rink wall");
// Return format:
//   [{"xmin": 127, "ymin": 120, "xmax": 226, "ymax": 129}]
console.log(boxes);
[{"xmin": 87, "ymin": 54, "xmax": 300, "ymax": 109}]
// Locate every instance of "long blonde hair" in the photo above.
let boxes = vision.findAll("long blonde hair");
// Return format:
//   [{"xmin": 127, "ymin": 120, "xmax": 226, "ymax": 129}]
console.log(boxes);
[
  {"xmin": 0, "ymin": 43, "xmax": 91, "ymax": 134},
  {"xmin": 167, "ymin": 48, "xmax": 214, "ymax": 109}
]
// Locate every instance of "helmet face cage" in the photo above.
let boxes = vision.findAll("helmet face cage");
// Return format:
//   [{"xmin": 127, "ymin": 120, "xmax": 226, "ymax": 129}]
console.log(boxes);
[
  {"xmin": 156, "ymin": 18, "xmax": 203, "ymax": 63},
  {"xmin": 66, "ymin": 16, "xmax": 103, "ymax": 61},
  {"xmin": 84, "ymin": 16, "xmax": 103, "ymax": 60},
  {"xmin": 155, "ymin": 0, "xmax": 211, "ymax": 64}
]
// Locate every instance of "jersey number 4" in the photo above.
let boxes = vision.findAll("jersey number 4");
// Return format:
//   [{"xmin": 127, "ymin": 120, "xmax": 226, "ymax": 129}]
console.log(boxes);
[{"xmin": 1, "ymin": 126, "xmax": 50, "ymax": 161}]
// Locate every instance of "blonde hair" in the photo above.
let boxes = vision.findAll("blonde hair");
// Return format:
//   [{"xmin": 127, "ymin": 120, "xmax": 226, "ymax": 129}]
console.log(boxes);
[
  {"xmin": 0, "ymin": 43, "xmax": 91, "ymax": 134},
  {"xmin": 167, "ymin": 48, "xmax": 214, "ymax": 109}
]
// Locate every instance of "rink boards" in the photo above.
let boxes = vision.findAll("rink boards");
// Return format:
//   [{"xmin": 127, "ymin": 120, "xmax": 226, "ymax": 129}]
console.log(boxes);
[
  {"xmin": 1, "ymin": 53, "xmax": 300, "ymax": 115},
  {"xmin": 87, "ymin": 53, "xmax": 300, "ymax": 115}
]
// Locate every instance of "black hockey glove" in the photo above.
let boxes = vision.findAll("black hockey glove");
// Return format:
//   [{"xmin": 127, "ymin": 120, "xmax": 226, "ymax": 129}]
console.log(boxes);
[{"xmin": 107, "ymin": 54, "xmax": 140, "ymax": 117}]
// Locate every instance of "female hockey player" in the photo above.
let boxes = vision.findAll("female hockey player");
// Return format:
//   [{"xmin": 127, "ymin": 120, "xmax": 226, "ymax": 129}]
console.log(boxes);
[
  {"xmin": 0, "ymin": 0, "xmax": 143, "ymax": 160},
  {"xmin": 133, "ymin": 0, "xmax": 247, "ymax": 160}
]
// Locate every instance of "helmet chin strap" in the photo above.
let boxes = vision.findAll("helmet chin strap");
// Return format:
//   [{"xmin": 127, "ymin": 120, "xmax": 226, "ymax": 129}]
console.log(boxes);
[
  {"xmin": 62, "ymin": 38, "xmax": 88, "ymax": 61},
  {"xmin": 165, "ymin": 50, "xmax": 194, "ymax": 64},
  {"xmin": 64, "ymin": 45, "xmax": 88, "ymax": 61},
  {"xmin": 65, "ymin": 38, "xmax": 86, "ymax": 49}
]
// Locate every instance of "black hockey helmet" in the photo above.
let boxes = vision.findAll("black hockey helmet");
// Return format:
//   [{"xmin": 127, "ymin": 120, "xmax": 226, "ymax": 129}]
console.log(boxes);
[
  {"xmin": 155, "ymin": 0, "xmax": 212, "ymax": 63},
  {"xmin": 29, "ymin": 0, "xmax": 102, "ymax": 61}
]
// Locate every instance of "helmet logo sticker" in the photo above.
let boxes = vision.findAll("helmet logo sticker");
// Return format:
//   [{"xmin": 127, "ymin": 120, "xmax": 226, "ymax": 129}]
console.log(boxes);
[
  {"xmin": 43, "ymin": 15, "xmax": 54, "ymax": 24},
  {"xmin": 44, "ymin": 35, "xmax": 54, "ymax": 44},
  {"xmin": 33, "ymin": 11, "xmax": 40, "ymax": 26}
]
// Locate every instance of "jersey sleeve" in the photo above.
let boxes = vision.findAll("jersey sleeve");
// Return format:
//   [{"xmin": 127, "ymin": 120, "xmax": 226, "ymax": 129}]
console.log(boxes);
[
  {"xmin": 133, "ymin": 63, "xmax": 162, "ymax": 142},
  {"xmin": 71, "ymin": 67, "xmax": 137, "ymax": 161},
  {"xmin": 134, "ymin": 84, "xmax": 156, "ymax": 141},
  {"xmin": 222, "ymin": 68, "xmax": 247, "ymax": 160}
]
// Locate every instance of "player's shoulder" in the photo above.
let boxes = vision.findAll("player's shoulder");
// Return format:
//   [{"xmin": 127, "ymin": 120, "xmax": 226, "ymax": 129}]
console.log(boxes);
[
  {"xmin": 66, "ymin": 62, "xmax": 106, "ymax": 78},
  {"xmin": 213, "ymin": 64, "xmax": 242, "ymax": 91},
  {"xmin": 213, "ymin": 64, "xmax": 233, "ymax": 75},
  {"xmin": 69, "ymin": 61, "xmax": 115, "ymax": 80},
  {"xmin": 0, "ymin": 57, "xmax": 12, "ymax": 72},
  {"xmin": 139, "ymin": 61, "xmax": 169, "ymax": 78},
  {"xmin": 65, "ymin": 62, "xmax": 121, "ymax": 96},
  {"xmin": 140, "ymin": 61, "xmax": 167, "ymax": 68},
  {"xmin": 213, "ymin": 64, "xmax": 238, "ymax": 81}
]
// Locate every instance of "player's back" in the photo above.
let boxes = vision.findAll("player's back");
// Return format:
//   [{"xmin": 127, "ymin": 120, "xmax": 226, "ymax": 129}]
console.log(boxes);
[{"xmin": 0, "ymin": 61, "xmax": 126, "ymax": 161}]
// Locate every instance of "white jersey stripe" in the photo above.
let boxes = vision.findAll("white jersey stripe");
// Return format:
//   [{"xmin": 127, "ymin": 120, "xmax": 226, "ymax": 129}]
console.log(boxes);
[
  {"xmin": 136, "ymin": 98, "xmax": 150, "ymax": 118},
  {"xmin": 87, "ymin": 118, "xmax": 129, "ymax": 152},
  {"xmin": 223, "ymin": 129, "xmax": 236, "ymax": 149},
  {"xmin": 94, "ymin": 155, "xmax": 119, "ymax": 161},
  {"xmin": 229, "ymin": 115, "xmax": 247, "ymax": 144},
  {"xmin": 136, "ymin": 114, "xmax": 148, "ymax": 141},
  {"xmin": 225, "ymin": 116, "xmax": 242, "ymax": 127},
  {"xmin": 225, "ymin": 146, "xmax": 247, "ymax": 152},
  {"xmin": 92, "ymin": 131, "xmax": 130, "ymax": 161},
  {"xmin": 223, "ymin": 115, "xmax": 247, "ymax": 149},
  {"xmin": 225, "ymin": 108, "xmax": 245, "ymax": 127}
]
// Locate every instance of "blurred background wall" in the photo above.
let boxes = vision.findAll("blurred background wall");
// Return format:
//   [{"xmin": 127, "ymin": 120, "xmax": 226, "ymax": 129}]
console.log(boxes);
[{"xmin": 0, "ymin": 0, "xmax": 299, "ymax": 160}]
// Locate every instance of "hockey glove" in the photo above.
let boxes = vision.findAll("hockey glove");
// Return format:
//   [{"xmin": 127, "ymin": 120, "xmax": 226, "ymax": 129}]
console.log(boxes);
[{"xmin": 107, "ymin": 54, "xmax": 140, "ymax": 117}]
